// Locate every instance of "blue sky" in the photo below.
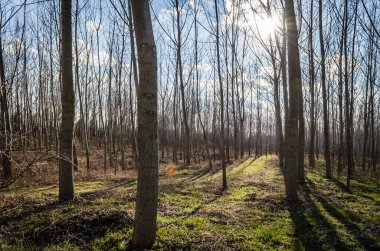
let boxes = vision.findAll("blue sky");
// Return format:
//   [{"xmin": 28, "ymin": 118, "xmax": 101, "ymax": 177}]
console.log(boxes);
[{"xmin": 1, "ymin": 0, "xmax": 379, "ymax": 122}]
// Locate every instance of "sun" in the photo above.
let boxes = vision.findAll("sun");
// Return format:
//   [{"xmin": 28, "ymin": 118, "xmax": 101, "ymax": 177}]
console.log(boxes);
[{"xmin": 254, "ymin": 13, "xmax": 281, "ymax": 39}]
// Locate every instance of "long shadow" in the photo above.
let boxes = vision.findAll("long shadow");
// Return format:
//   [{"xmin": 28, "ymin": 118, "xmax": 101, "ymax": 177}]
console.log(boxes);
[
  {"xmin": 331, "ymin": 177, "xmax": 350, "ymax": 192},
  {"xmin": 0, "ymin": 200, "xmax": 61, "ymax": 226},
  {"xmin": 181, "ymin": 166, "xmax": 221, "ymax": 183},
  {"xmin": 329, "ymin": 177, "xmax": 377, "ymax": 202},
  {"xmin": 282, "ymin": 166, "xmax": 353, "ymax": 250},
  {"xmin": 1, "ymin": 179, "xmax": 136, "ymax": 225},
  {"xmin": 26, "ymin": 207, "xmax": 133, "ymax": 249},
  {"xmin": 169, "ymin": 158, "xmax": 260, "ymax": 223},
  {"xmin": 231, "ymin": 157, "xmax": 259, "ymax": 175},
  {"xmin": 188, "ymin": 192, "xmax": 223, "ymax": 216},
  {"xmin": 350, "ymin": 180, "xmax": 380, "ymax": 194},
  {"xmin": 307, "ymin": 180, "xmax": 380, "ymax": 250},
  {"xmin": 78, "ymin": 179, "xmax": 136, "ymax": 199},
  {"xmin": 289, "ymin": 183, "xmax": 353, "ymax": 251},
  {"xmin": 180, "ymin": 157, "xmax": 259, "ymax": 185},
  {"xmin": 331, "ymin": 176, "xmax": 380, "ymax": 194},
  {"xmin": 0, "ymin": 178, "xmax": 137, "ymax": 249}
]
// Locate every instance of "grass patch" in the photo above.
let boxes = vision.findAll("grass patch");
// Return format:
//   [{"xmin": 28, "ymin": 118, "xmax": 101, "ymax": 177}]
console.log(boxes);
[{"xmin": 0, "ymin": 155, "xmax": 379, "ymax": 250}]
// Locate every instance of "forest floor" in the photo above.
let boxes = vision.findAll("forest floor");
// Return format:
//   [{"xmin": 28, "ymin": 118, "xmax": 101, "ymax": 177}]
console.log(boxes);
[{"xmin": 0, "ymin": 155, "xmax": 379, "ymax": 250}]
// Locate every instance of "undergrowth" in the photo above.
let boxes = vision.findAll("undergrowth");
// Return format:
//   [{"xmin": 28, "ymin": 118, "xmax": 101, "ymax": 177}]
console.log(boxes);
[{"xmin": 0, "ymin": 155, "xmax": 379, "ymax": 250}]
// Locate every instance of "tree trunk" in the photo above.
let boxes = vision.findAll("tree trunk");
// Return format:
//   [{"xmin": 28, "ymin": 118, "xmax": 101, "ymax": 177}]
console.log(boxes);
[
  {"xmin": 131, "ymin": 0, "xmax": 158, "ymax": 248},
  {"xmin": 175, "ymin": 0, "xmax": 191, "ymax": 165},
  {"xmin": 308, "ymin": 0, "xmax": 316, "ymax": 168},
  {"xmin": 318, "ymin": 0, "xmax": 332, "ymax": 179},
  {"xmin": 0, "ymin": 27, "xmax": 12, "ymax": 179},
  {"xmin": 59, "ymin": 0, "xmax": 75, "ymax": 202},
  {"xmin": 284, "ymin": 0, "xmax": 301, "ymax": 202},
  {"xmin": 214, "ymin": 0, "xmax": 227, "ymax": 190},
  {"xmin": 269, "ymin": 37, "xmax": 284, "ymax": 167}
]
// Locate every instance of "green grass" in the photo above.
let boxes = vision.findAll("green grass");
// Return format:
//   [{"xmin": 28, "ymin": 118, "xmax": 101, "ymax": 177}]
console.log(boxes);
[{"xmin": 0, "ymin": 155, "xmax": 379, "ymax": 250}]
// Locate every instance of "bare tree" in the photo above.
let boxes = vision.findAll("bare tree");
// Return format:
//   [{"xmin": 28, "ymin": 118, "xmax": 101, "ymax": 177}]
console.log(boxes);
[
  {"xmin": 59, "ymin": 0, "xmax": 75, "ymax": 202},
  {"xmin": 284, "ymin": 0, "xmax": 302, "ymax": 202},
  {"xmin": 130, "ymin": 0, "xmax": 158, "ymax": 248},
  {"xmin": 318, "ymin": 0, "xmax": 332, "ymax": 179},
  {"xmin": 0, "ymin": 24, "xmax": 12, "ymax": 179},
  {"xmin": 214, "ymin": 0, "xmax": 227, "ymax": 191}
]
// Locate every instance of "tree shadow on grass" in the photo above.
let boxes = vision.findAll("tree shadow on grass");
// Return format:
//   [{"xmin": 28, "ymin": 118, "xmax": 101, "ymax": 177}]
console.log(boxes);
[
  {"xmin": 281, "ymin": 165, "xmax": 350, "ymax": 250},
  {"xmin": 331, "ymin": 176, "xmax": 380, "ymax": 195},
  {"xmin": 0, "ymin": 200, "xmax": 61, "ymax": 227},
  {"xmin": 0, "ymin": 179, "xmax": 135, "ymax": 226},
  {"xmin": 306, "ymin": 180, "xmax": 380, "ymax": 250},
  {"xmin": 331, "ymin": 177, "xmax": 350, "ymax": 192},
  {"xmin": 27, "ymin": 208, "xmax": 133, "ymax": 249},
  {"xmin": 179, "ymin": 157, "xmax": 258, "ymax": 185},
  {"xmin": 288, "ymin": 183, "xmax": 353, "ymax": 251},
  {"xmin": 78, "ymin": 179, "xmax": 135, "ymax": 199},
  {"xmin": 231, "ymin": 157, "xmax": 259, "ymax": 174},
  {"xmin": 285, "ymin": 172, "xmax": 379, "ymax": 251},
  {"xmin": 187, "ymin": 190, "xmax": 224, "ymax": 216},
  {"xmin": 1, "ymin": 205, "xmax": 133, "ymax": 250},
  {"xmin": 0, "ymin": 179, "xmax": 137, "ymax": 250},
  {"xmin": 329, "ymin": 177, "xmax": 378, "ymax": 203},
  {"xmin": 181, "ymin": 166, "xmax": 221, "ymax": 183}
]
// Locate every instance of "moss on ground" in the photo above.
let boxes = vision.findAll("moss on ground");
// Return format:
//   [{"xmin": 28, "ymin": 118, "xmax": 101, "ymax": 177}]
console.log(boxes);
[{"xmin": 0, "ymin": 155, "xmax": 379, "ymax": 250}]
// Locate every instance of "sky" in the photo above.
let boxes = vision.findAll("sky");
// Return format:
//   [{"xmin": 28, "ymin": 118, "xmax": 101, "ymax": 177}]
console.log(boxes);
[{"xmin": 1, "ymin": 0, "xmax": 379, "ymax": 124}]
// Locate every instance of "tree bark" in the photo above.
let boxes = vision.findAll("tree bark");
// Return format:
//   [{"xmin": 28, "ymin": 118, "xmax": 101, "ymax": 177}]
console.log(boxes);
[
  {"xmin": 59, "ymin": 0, "xmax": 75, "ymax": 202},
  {"xmin": 318, "ymin": 0, "xmax": 332, "ymax": 179},
  {"xmin": 284, "ymin": 0, "xmax": 301, "ymax": 202},
  {"xmin": 175, "ymin": 0, "xmax": 191, "ymax": 165},
  {"xmin": 131, "ymin": 0, "xmax": 158, "ymax": 248},
  {"xmin": 215, "ymin": 0, "xmax": 227, "ymax": 190},
  {"xmin": 0, "ymin": 32, "xmax": 12, "ymax": 179},
  {"xmin": 308, "ymin": 0, "xmax": 316, "ymax": 169}
]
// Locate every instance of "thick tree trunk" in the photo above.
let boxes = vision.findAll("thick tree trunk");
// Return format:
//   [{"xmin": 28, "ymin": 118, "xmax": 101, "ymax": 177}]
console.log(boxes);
[
  {"xmin": 131, "ymin": 0, "xmax": 158, "ymax": 248},
  {"xmin": 284, "ymin": 0, "xmax": 301, "ymax": 202},
  {"xmin": 0, "ymin": 33, "xmax": 11, "ymax": 179},
  {"xmin": 59, "ymin": 0, "xmax": 75, "ymax": 202},
  {"xmin": 0, "ymin": 25, "xmax": 12, "ymax": 179}
]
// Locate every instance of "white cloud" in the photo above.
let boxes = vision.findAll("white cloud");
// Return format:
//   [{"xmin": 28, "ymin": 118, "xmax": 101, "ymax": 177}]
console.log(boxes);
[
  {"xmin": 223, "ymin": 0, "xmax": 281, "ymax": 40},
  {"xmin": 86, "ymin": 20, "xmax": 102, "ymax": 33},
  {"xmin": 158, "ymin": 8, "xmax": 173, "ymax": 22},
  {"xmin": 3, "ymin": 36, "xmax": 23, "ymax": 56},
  {"xmin": 92, "ymin": 50, "xmax": 110, "ymax": 66}
]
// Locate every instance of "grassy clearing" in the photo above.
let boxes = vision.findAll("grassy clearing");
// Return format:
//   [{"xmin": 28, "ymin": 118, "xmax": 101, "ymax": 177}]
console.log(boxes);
[{"xmin": 0, "ymin": 155, "xmax": 379, "ymax": 250}]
